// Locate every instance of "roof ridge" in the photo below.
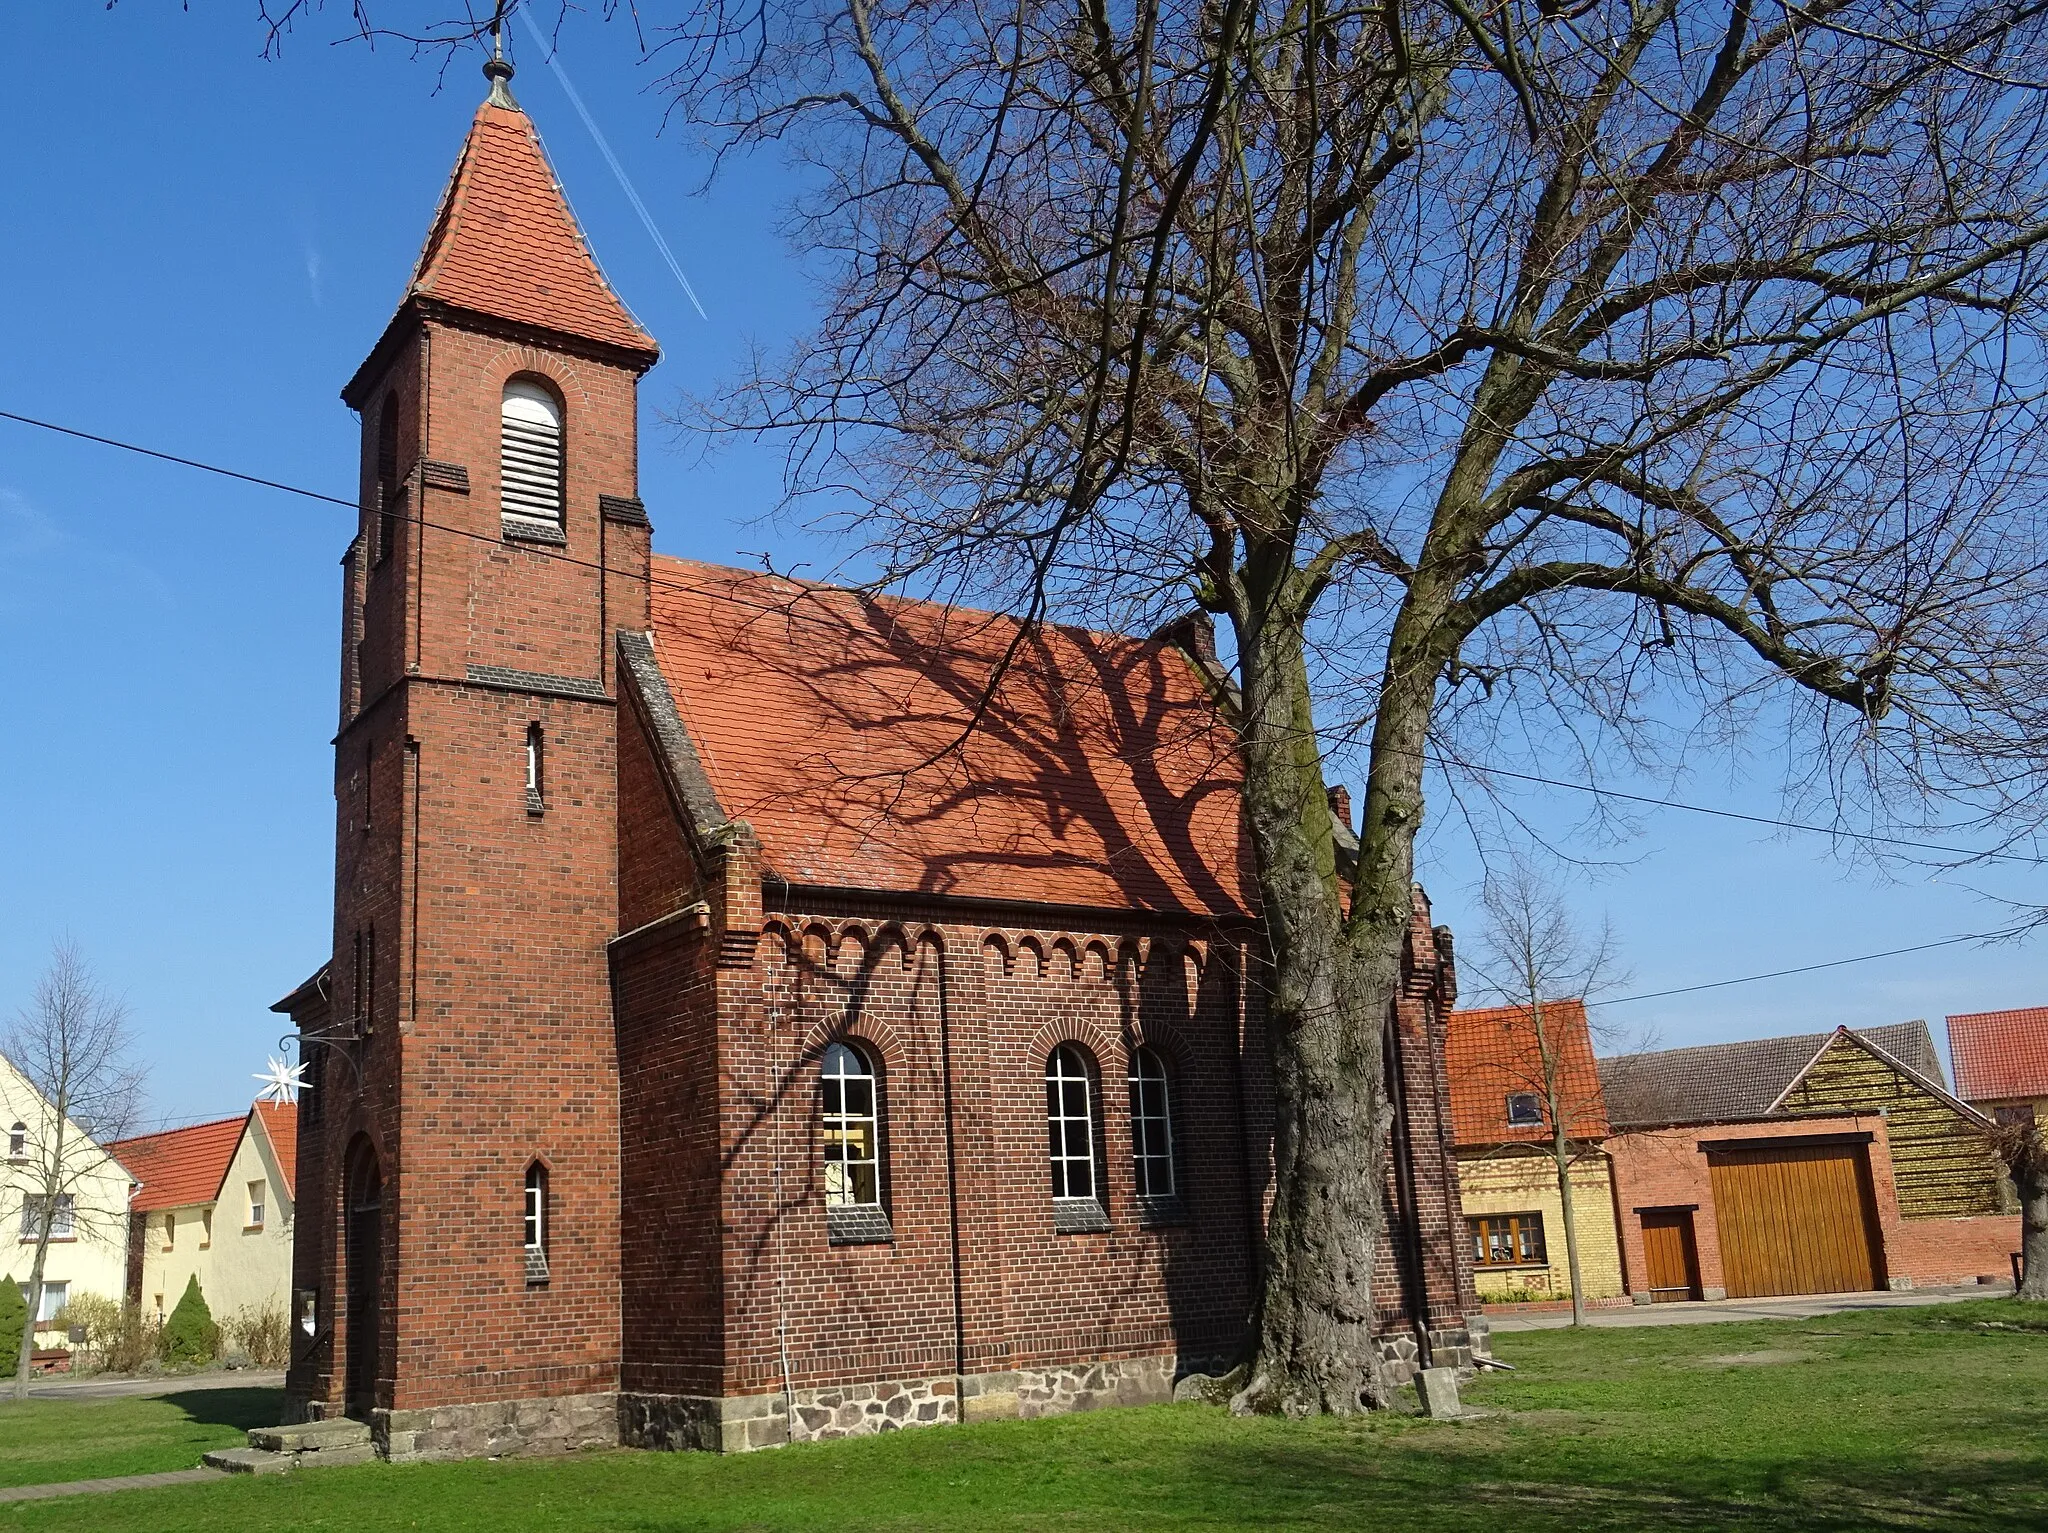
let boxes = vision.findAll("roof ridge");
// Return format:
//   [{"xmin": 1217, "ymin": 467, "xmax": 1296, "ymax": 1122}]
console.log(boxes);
[
  {"xmin": 648, "ymin": 554, "xmax": 1190, "ymax": 655},
  {"xmin": 109, "ymin": 1109, "xmax": 252, "ymax": 1149}
]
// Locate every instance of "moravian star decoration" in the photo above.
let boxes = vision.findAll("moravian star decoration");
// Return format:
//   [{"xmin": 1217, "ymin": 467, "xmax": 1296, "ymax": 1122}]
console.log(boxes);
[{"xmin": 254, "ymin": 1055, "xmax": 308, "ymax": 1106}]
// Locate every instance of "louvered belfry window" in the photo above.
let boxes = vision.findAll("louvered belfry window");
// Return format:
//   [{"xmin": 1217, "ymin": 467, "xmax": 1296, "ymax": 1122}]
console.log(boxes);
[{"xmin": 500, "ymin": 378, "xmax": 564, "ymax": 527}]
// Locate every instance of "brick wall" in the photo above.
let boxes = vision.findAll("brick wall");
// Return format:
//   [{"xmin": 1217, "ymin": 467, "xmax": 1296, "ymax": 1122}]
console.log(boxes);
[
  {"xmin": 1455, "ymin": 1151, "xmax": 1624, "ymax": 1300},
  {"xmin": 1607, "ymin": 1114, "xmax": 2022, "ymax": 1297}
]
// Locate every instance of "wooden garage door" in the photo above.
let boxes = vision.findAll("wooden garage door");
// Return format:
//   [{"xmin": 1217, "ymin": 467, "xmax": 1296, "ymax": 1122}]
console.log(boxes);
[{"xmin": 1708, "ymin": 1142, "xmax": 1884, "ymax": 1299}]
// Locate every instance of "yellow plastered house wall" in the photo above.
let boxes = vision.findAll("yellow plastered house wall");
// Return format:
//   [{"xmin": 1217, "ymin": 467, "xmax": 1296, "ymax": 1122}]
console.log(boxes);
[
  {"xmin": 1454, "ymin": 1149, "xmax": 1625, "ymax": 1300},
  {"xmin": 0, "ymin": 1053, "xmax": 132, "ymax": 1330},
  {"xmin": 135, "ymin": 1113, "xmax": 294, "ymax": 1326}
]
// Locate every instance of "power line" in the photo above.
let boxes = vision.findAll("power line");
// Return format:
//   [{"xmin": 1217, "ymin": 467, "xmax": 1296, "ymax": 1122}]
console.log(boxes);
[
  {"xmin": 6, "ymin": 404, "xmax": 2044, "ymax": 871},
  {"xmin": 1594, "ymin": 926, "xmax": 2029, "ymax": 1007}
]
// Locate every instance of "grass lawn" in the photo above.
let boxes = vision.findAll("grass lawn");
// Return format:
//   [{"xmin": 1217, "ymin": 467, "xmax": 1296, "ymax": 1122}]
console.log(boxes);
[
  {"xmin": 0, "ymin": 1387, "xmax": 280, "ymax": 1489},
  {"xmin": 4, "ymin": 1301, "xmax": 2046, "ymax": 1530}
]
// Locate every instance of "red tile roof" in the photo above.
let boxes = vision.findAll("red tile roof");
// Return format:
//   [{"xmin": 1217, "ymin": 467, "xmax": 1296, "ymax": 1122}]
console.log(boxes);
[
  {"xmin": 1946, "ymin": 1007, "xmax": 2048, "ymax": 1102},
  {"xmin": 405, "ymin": 99, "xmax": 657, "ymax": 358},
  {"xmin": 647, "ymin": 559, "xmax": 1252, "ymax": 916},
  {"xmin": 252, "ymin": 1101, "xmax": 297, "ymax": 1199},
  {"xmin": 108, "ymin": 1114, "xmax": 247, "ymax": 1214},
  {"xmin": 1445, "ymin": 1000, "xmax": 1608, "ymax": 1146}
]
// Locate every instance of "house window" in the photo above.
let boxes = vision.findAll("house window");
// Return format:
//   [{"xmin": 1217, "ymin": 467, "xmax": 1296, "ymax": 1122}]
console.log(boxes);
[
  {"xmin": 821, "ymin": 1043, "xmax": 881, "ymax": 1208},
  {"xmin": 1506, "ymin": 1092, "xmax": 1544, "ymax": 1128},
  {"xmin": 200, "ymin": 1209, "xmax": 212, "ymax": 1249},
  {"xmin": 500, "ymin": 378, "xmax": 564, "ymax": 527},
  {"xmin": 6, "ymin": 1123, "xmax": 23, "ymax": 1160},
  {"xmin": 20, "ymin": 1194, "xmax": 74, "ymax": 1241},
  {"xmin": 162, "ymin": 1212, "xmax": 176, "ymax": 1251},
  {"xmin": 1469, "ymin": 1211, "xmax": 1548, "ymax": 1268},
  {"xmin": 1127, "ymin": 1047, "xmax": 1175, "ymax": 1198},
  {"xmin": 1046, "ymin": 1045, "xmax": 1097, "ymax": 1201},
  {"xmin": 19, "ymin": 1281, "xmax": 66, "ymax": 1326},
  {"xmin": 1994, "ymin": 1104, "xmax": 2038, "ymax": 1127},
  {"xmin": 248, "ymin": 1181, "xmax": 267, "ymax": 1228}
]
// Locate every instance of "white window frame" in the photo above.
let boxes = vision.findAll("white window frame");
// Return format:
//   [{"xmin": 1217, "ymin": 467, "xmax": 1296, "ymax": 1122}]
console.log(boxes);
[
  {"xmin": 820, "ymin": 1042, "xmax": 882, "ymax": 1209},
  {"xmin": 524, "ymin": 1164, "xmax": 548, "ymax": 1251},
  {"xmin": 500, "ymin": 378, "xmax": 564, "ymax": 526},
  {"xmin": 6, "ymin": 1123, "xmax": 23, "ymax": 1161},
  {"xmin": 22, "ymin": 1280, "xmax": 66, "ymax": 1325},
  {"xmin": 1127, "ymin": 1047, "xmax": 1175, "ymax": 1198},
  {"xmin": 248, "ymin": 1180, "xmax": 267, "ymax": 1228},
  {"xmin": 525, "ymin": 723, "xmax": 544, "ymax": 796},
  {"xmin": 20, "ymin": 1193, "xmax": 74, "ymax": 1242},
  {"xmin": 1046, "ymin": 1045, "xmax": 1097, "ymax": 1201}
]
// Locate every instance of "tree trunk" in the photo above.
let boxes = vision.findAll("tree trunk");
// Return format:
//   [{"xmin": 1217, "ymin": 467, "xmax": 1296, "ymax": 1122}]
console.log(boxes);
[
  {"xmin": 1552, "ymin": 1130, "xmax": 1587, "ymax": 1328},
  {"xmin": 2018, "ymin": 1162, "xmax": 2048, "ymax": 1302},
  {"xmin": 13, "ymin": 1201, "xmax": 54, "ymax": 1400},
  {"xmin": 1228, "ymin": 601, "xmax": 1404, "ymax": 1415}
]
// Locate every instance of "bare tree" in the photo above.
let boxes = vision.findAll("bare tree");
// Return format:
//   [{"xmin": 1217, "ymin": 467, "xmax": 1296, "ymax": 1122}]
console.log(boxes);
[
  {"xmin": 4, "ymin": 942, "xmax": 143, "ymax": 1397},
  {"xmin": 1986, "ymin": 1115, "xmax": 2048, "ymax": 1301},
  {"xmin": 1469, "ymin": 859, "xmax": 1629, "ymax": 1327},
  {"xmin": 270, "ymin": 0, "xmax": 2048, "ymax": 1413}
]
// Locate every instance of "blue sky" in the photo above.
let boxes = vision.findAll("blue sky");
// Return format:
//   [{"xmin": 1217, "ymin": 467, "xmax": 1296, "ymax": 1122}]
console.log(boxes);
[{"xmin": 1, "ymin": 8, "xmax": 2038, "ymax": 1129}]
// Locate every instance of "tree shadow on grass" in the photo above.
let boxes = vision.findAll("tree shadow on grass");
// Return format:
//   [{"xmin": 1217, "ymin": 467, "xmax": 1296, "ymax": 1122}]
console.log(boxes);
[
  {"xmin": 160, "ymin": 1387, "xmax": 283, "ymax": 1435},
  {"xmin": 1166, "ymin": 1428, "xmax": 2048, "ymax": 1532}
]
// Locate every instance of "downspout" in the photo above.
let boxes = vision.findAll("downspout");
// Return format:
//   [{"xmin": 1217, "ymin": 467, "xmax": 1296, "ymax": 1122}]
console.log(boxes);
[{"xmin": 936, "ymin": 938, "xmax": 967, "ymax": 1403}]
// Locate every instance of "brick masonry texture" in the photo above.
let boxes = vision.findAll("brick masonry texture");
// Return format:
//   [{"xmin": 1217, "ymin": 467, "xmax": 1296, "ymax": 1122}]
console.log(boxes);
[
  {"xmin": 276, "ymin": 77, "xmax": 1481, "ymax": 1459},
  {"xmin": 1607, "ymin": 1112, "xmax": 2020, "ymax": 1296}
]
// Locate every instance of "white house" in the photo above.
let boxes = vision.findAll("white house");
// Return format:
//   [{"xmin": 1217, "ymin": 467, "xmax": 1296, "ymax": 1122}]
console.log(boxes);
[
  {"xmin": 0, "ymin": 1052, "xmax": 133, "ymax": 1338},
  {"xmin": 110, "ymin": 1102, "xmax": 296, "ymax": 1324}
]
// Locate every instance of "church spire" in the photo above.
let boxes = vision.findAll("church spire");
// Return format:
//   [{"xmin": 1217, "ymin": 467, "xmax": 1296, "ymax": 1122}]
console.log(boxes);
[{"xmin": 483, "ymin": 9, "xmax": 518, "ymax": 110}]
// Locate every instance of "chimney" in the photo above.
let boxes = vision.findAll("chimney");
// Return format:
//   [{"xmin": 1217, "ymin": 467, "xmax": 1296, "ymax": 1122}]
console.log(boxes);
[
  {"xmin": 1327, "ymin": 783, "xmax": 1353, "ymax": 832},
  {"xmin": 1151, "ymin": 609, "xmax": 1217, "ymax": 667}
]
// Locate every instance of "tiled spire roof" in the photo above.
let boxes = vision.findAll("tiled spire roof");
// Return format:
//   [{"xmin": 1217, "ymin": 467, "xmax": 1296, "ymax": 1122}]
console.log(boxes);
[{"xmin": 400, "ymin": 70, "xmax": 657, "ymax": 359}]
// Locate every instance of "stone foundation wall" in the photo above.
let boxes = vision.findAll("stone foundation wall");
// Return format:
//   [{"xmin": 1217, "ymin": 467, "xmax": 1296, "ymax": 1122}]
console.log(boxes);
[
  {"xmin": 373, "ymin": 1392, "xmax": 618, "ymax": 1462},
  {"xmin": 1377, "ymin": 1314, "xmax": 1492, "ymax": 1384}
]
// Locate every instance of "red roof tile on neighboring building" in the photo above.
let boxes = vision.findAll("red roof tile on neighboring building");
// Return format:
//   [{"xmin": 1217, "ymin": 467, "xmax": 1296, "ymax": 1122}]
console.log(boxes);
[
  {"xmin": 647, "ymin": 559, "xmax": 1253, "ymax": 916},
  {"xmin": 1946, "ymin": 1006, "xmax": 2048, "ymax": 1102},
  {"xmin": 108, "ymin": 1114, "xmax": 248, "ymax": 1214},
  {"xmin": 404, "ymin": 98, "xmax": 657, "ymax": 358},
  {"xmin": 251, "ymin": 1101, "xmax": 297, "ymax": 1199},
  {"xmin": 1445, "ymin": 1000, "xmax": 1608, "ymax": 1146}
]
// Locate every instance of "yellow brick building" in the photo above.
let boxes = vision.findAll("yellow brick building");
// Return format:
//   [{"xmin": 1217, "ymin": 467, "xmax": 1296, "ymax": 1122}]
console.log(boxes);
[{"xmin": 1454, "ymin": 1148, "xmax": 1625, "ymax": 1300}]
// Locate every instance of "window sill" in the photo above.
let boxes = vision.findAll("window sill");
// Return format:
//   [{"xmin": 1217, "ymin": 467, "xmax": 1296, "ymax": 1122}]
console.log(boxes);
[
  {"xmin": 1053, "ymin": 1197, "xmax": 1111, "ymax": 1235},
  {"xmin": 524, "ymin": 1247, "xmax": 551, "ymax": 1286},
  {"xmin": 20, "ymin": 1237, "xmax": 75, "ymax": 1245},
  {"xmin": 1136, "ymin": 1194, "xmax": 1189, "ymax": 1228},
  {"xmin": 526, "ymin": 789, "xmax": 546, "ymax": 818},
  {"xmin": 502, "ymin": 515, "xmax": 568, "ymax": 546},
  {"xmin": 827, "ymin": 1205, "xmax": 895, "ymax": 1246},
  {"xmin": 244, "ymin": 1225, "xmax": 265, "ymax": 1233},
  {"xmin": 1475, "ymin": 1262, "xmax": 1550, "ymax": 1273}
]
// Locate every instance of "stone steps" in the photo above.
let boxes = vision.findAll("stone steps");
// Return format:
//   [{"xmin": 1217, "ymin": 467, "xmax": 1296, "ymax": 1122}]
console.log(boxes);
[{"xmin": 204, "ymin": 1419, "xmax": 378, "ymax": 1475}]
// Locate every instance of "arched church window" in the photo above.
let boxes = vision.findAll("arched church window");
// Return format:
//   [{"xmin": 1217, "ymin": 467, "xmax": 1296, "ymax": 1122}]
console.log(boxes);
[
  {"xmin": 500, "ymin": 378, "xmax": 564, "ymax": 527},
  {"xmin": 820, "ymin": 1042, "xmax": 881, "ymax": 1209},
  {"xmin": 1127, "ymin": 1047, "xmax": 1175, "ymax": 1198},
  {"xmin": 523, "ymin": 1161, "xmax": 550, "ymax": 1286},
  {"xmin": 1046, "ymin": 1044, "xmax": 1096, "ymax": 1201}
]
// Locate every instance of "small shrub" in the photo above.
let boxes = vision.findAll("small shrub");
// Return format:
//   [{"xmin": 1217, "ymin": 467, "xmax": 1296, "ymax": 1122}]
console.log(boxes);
[
  {"xmin": 222, "ymin": 1303, "xmax": 291, "ymax": 1368},
  {"xmin": 53, "ymin": 1291, "xmax": 122, "ymax": 1363},
  {"xmin": 162, "ymin": 1276, "xmax": 218, "ymax": 1365},
  {"xmin": 102, "ymin": 1305, "xmax": 163, "ymax": 1374},
  {"xmin": 0, "ymin": 1277, "xmax": 24, "ymax": 1374}
]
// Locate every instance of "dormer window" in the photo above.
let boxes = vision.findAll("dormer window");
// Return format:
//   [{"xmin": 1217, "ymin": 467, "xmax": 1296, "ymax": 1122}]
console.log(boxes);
[
  {"xmin": 500, "ymin": 379, "xmax": 564, "ymax": 531},
  {"xmin": 1506, "ymin": 1092, "xmax": 1544, "ymax": 1128}
]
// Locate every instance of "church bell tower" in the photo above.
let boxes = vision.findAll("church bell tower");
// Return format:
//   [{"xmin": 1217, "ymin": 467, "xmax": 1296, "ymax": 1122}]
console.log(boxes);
[{"xmin": 284, "ymin": 43, "xmax": 660, "ymax": 1439}]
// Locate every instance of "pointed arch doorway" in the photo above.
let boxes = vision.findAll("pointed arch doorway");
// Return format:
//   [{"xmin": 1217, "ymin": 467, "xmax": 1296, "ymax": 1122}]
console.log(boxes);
[{"xmin": 344, "ymin": 1141, "xmax": 384, "ymax": 1420}]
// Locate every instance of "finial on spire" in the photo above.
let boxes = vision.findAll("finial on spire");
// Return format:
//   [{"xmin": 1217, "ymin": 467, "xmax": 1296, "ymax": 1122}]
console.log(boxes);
[{"xmin": 483, "ymin": 4, "xmax": 519, "ymax": 109}]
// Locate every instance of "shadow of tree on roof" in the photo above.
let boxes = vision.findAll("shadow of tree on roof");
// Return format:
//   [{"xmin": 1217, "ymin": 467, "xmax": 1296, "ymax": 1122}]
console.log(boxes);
[{"xmin": 659, "ymin": 567, "xmax": 1250, "ymax": 919}]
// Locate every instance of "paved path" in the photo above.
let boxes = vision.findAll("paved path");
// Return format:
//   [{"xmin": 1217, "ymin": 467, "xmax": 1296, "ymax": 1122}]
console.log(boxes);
[
  {"xmin": 1485, "ymin": 1283, "xmax": 2011, "ymax": 1332},
  {"xmin": 16, "ymin": 1369, "xmax": 284, "ymax": 1401},
  {"xmin": 0, "ymin": 1468, "xmax": 223, "ymax": 1503}
]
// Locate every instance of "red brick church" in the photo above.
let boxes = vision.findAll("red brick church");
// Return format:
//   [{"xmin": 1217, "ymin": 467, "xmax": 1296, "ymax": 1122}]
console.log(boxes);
[{"xmin": 273, "ymin": 53, "xmax": 1483, "ymax": 1459}]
